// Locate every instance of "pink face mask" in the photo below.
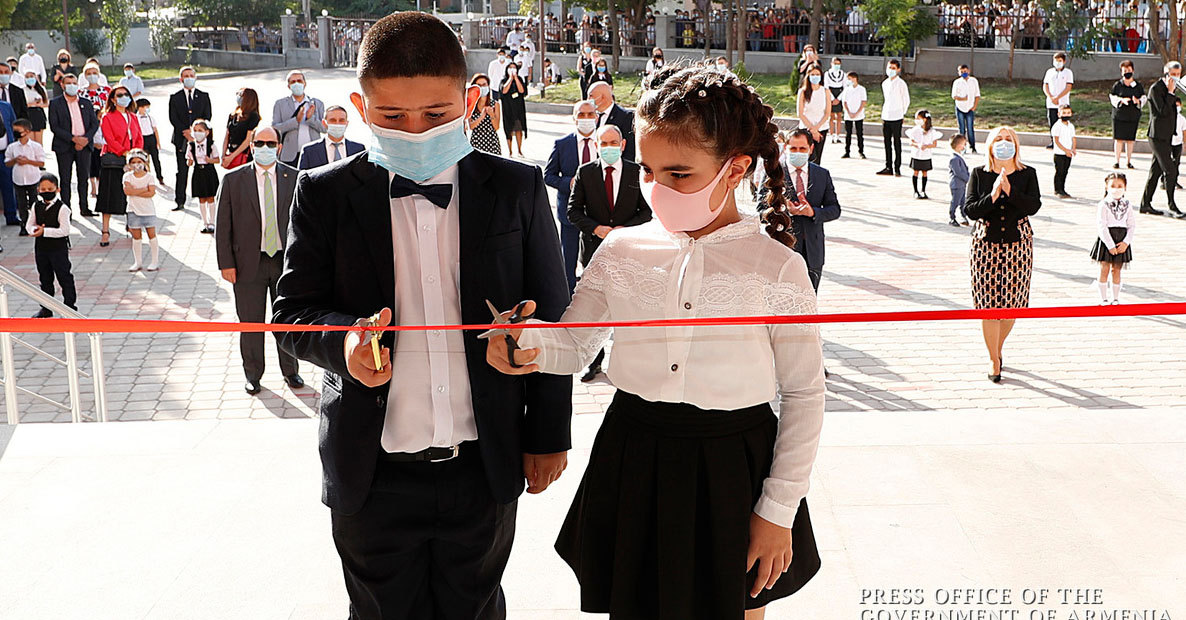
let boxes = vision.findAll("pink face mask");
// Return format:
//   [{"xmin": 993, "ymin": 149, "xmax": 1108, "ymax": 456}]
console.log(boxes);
[{"xmin": 641, "ymin": 157, "xmax": 735, "ymax": 233}]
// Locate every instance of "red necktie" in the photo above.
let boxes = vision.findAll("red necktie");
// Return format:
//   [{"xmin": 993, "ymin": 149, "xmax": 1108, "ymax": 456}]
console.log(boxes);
[
  {"xmin": 796, "ymin": 168, "xmax": 808, "ymax": 205},
  {"xmin": 604, "ymin": 166, "xmax": 615, "ymax": 213},
  {"xmin": 581, "ymin": 138, "xmax": 591, "ymax": 165}
]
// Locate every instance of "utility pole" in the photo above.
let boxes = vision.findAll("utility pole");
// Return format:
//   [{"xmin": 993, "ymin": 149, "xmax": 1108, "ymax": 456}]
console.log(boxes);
[{"xmin": 61, "ymin": 0, "xmax": 72, "ymax": 53}]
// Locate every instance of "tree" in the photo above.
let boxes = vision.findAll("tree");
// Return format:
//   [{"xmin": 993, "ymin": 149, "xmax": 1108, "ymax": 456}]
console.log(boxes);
[
  {"xmin": 0, "ymin": 0, "xmax": 20, "ymax": 29},
  {"xmin": 1148, "ymin": 0, "xmax": 1181, "ymax": 63},
  {"xmin": 861, "ymin": 0, "xmax": 936, "ymax": 59},
  {"xmin": 101, "ymin": 0, "xmax": 135, "ymax": 64},
  {"xmin": 1038, "ymin": 0, "xmax": 1103, "ymax": 60},
  {"xmin": 807, "ymin": 0, "xmax": 823, "ymax": 56},
  {"xmin": 149, "ymin": 11, "xmax": 180, "ymax": 61}
]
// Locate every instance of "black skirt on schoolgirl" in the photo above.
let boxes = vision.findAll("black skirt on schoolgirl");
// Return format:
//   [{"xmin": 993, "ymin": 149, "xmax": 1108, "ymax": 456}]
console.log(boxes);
[
  {"xmin": 909, "ymin": 158, "xmax": 933, "ymax": 172},
  {"xmin": 555, "ymin": 390, "xmax": 821, "ymax": 620},
  {"xmin": 190, "ymin": 163, "xmax": 219, "ymax": 199},
  {"xmin": 1089, "ymin": 226, "xmax": 1133, "ymax": 265}
]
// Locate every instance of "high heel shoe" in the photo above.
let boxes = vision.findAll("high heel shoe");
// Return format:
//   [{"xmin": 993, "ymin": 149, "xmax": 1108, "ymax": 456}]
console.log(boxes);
[
  {"xmin": 99, "ymin": 230, "xmax": 110, "ymax": 247},
  {"xmin": 988, "ymin": 373, "xmax": 1002, "ymax": 383}
]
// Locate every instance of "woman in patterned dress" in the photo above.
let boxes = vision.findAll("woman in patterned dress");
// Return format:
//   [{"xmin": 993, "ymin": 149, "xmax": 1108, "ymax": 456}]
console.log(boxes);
[
  {"xmin": 964, "ymin": 126, "xmax": 1042, "ymax": 383},
  {"xmin": 467, "ymin": 73, "xmax": 501, "ymax": 155}
]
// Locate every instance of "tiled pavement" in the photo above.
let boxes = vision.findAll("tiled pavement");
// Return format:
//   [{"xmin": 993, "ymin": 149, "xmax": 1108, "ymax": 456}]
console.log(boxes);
[{"xmin": 1, "ymin": 68, "xmax": 1184, "ymax": 422}]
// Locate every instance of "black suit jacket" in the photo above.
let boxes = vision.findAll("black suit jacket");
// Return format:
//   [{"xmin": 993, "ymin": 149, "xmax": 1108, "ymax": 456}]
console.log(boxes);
[
  {"xmin": 1147, "ymin": 78, "xmax": 1178, "ymax": 141},
  {"xmin": 215, "ymin": 162, "xmax": 298, "ymax": 283},
  {"xmin": 601, "ymin": 103, "xmax": 636, "ymax": 162},
  {"xmin": 273, "ymin": 151, "xmax": 573, "ymax": 515},
  {"xmin": 4, "ymin": 84, "xmax": 28, "ymax": 121},
  {"xmin": 48, "ymin": 95, "xmax": 99, "ymax": 154},
  {"xmin": 297, "ymin": 137, "xmax": 365, "ymax": 170},
  {"xmin": 168, "ymin": 88, "xmax": 213, "ymax": 149},
  {"xmin": 567, "ymin": 160, "xmax": 651, "ymax": 265}
]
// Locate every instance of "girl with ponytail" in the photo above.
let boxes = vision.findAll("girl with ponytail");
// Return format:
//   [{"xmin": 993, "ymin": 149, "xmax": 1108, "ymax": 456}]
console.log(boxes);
[{"xmin": 485, "ymin": 61, "xmax": 824, "ymax": 620}]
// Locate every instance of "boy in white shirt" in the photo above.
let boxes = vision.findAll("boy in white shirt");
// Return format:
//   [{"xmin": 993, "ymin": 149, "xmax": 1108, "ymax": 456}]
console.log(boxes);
[
  {"xmin": 841, "ymin": 71, "xmax": 867, "ymax": 159},
  {"xmin": 1043, "ymin": 52, "xmax": 1074, "ymax": 148},
  {"xmin": 1051, "ymin": 104, "xmax": 1077, "ymax": 199},
  {"xmin": 951, "ymin": 64, "xmax": 981, "ymax": 153},
  {"xmin": 4, "ymin": 118, "xmax": 45, "ymax": 235},
  {"xmin": 1171, "ymin": 97, "xmax": 1185, "ymax": 190},
  {"xmin": 877, "ymin": 58, "xmax": 910, "ymax": 177}
]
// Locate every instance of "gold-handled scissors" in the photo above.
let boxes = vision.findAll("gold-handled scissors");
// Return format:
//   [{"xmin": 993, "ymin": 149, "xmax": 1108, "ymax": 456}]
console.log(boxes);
[
  {"xmin": 363, "ymin": 312, "xmax": 384, "ymax": 370},
  {"xmin": 477, "ymin": 300, "xmax": 534, "ymax": 368}
]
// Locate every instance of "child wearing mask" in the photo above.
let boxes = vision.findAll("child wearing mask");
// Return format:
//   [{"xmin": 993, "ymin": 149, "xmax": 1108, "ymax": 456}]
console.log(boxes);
[
  {"xmin": 824, "ymin": 58, "xmax": 846, "ymax": 144},
  {"xmin": 488, "ymin": 61, "xmax": 824, "ymax": 620},
  {"xmin": 5, "ymin": 118, "xmax": 45, "ymax": 234},
  {"xmin": 948, "ymin": 134, "xmax": 970, "ymax": 227},
  {"xmin": 135, "ymin": 98, "xmax": 165, "ymax": 184},
  {"xmin": 906, "ymin": 109, "xmax": 941, "ymax": 199},
  {"xmin": 185, "ymin": 119, "xmax": 221, "ymax": 233},
  {"xmin": 841, "ymin": 71, "xmax": 866, "ymax": 159},
  {"xmin": 1090, "ymin": 172, "xmax": 1135, "ymax": 304},
  {"xmin": 28, "ymin": 173, "xmax": 78, "ymax": 317},
  {"xmin": 122, "ymin": 149, "xmax": 160, "ymax": 272},
  {"xmin": 1051, "ymin": 103, "xmax": 1077, "ymax": 199}
]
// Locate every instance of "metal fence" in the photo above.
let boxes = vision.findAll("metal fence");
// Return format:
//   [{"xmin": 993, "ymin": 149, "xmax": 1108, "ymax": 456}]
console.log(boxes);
[
  {"xmin": 939, "ymin": 9, "xmax": 1166, "ymax": 54},
  {"xmin": 327, "ymin": 18, "xmax": 377, "ymax": 68},
  {"xmin": 673, "ymin": 13, "xmax": 891, "ymax": 57}
]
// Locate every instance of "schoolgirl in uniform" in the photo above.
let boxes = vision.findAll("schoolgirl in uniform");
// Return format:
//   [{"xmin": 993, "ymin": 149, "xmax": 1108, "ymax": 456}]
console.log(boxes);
[
  {"xmin": 185, "ymin": 119, "xmax": 220, "ymax": 233},
  {"xmin": 907, "ymin": 109, "xmax": 942, "ymax": 199},
  {"xmin": 487, "ymin": 62, "xmax": 824, "ymax": 620},
  {"xmin": 1090, "ymin": 172, "xmax": 1135, "ymax": 304}
]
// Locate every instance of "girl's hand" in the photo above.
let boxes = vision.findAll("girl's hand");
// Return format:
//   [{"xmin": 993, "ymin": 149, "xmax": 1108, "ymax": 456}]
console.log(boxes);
[
  {"xmin": 747, "ymin": 512, "xmax": 793, "ymax": 598},
  {"xmin": 1116, "ymin": 241, "xmax": 1128, "ymax": 253},
  {"xmin": 485, "ymin": 300, "xmax": 540, "ymax": 375}
]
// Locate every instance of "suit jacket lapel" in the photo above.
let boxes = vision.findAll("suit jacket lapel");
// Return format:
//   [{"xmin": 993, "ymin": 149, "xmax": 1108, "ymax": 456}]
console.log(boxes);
[
  {"xmin": 347, "ymin": 156, "xmax": 396, "ymax": 307},
  {"xmin": 278, "ymin": 167, "xmax": 294, "ymax": 236},
  {"xmin": 458, "ymin": 151, "xmax": 494, "ymax": 309},
  {"xmin": 243, "ymin": 167, "xmax": 262, "ymax": 248}
]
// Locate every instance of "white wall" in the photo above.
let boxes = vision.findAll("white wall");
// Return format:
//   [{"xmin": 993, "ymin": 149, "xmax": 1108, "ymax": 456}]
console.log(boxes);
[{"xmin": 1, "ymin": 27, "xmax": 160, "ymax": 67}]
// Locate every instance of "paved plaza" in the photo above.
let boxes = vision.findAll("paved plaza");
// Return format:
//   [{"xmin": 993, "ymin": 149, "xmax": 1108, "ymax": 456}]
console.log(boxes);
[{"xmin": 1, "ymin": 69, "xmax": 1184, "ymax": 618}]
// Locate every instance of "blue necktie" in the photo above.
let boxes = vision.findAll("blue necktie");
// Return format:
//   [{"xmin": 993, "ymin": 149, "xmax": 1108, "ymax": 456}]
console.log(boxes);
[{"xmin": 390, "ymin": 175, "xmax": 452, "ymax": 209}]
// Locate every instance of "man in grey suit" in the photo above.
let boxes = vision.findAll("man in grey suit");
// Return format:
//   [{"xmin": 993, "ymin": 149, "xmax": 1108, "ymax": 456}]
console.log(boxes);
[
  {"xmin": 271, "ymin": 70, "xmax": 325, "ymax": 167},
  {"xmin": 215, "ymin": 126, "xmax": 303, "ymax": 395}
]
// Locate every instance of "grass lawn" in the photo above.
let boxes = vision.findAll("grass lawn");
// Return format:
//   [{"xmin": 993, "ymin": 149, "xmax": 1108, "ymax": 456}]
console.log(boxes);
[
  {"xmin": 533, "ymin": 72, "xmax": 1128, "ymax": 138},
  {"xmin": 102, "ymin": 63, "xmax": 229, "ymax": 83}
]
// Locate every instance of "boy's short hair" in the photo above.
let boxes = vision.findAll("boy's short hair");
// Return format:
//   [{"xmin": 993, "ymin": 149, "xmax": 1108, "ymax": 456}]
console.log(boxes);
[
  {"xmin": 950, "ymin": 134, "xmax": 967, "ymax": 147},
  {"xmin": 958, "ymin": 64, "xmax": 969, "ymax": 71},
  {"xmin": 1058, "ymin": 103, "xmax": 1072, "ymax": 111},
  {"xmin": 846, "ymin": 71, "xmax": 859, "ymax": 79},
  {"xmin": 887, "ymin": 58, "xmax": 901, "ymax": 68},
  {"xmin": 1054, "ymin": 51, "xmax": 1068, "ymax": 61},
  {"xmin": 39, "ymin": 172, "xmax": 60, "ymax": 187},
  {"xmin": 357, "ymin": 12, "xmax": 468, "ymax": 88},
  {"xmin": 13, "ymin": 118, "xmax": 32, "ymax": 131},
  {"xmin": 136, "ymin": 98, "xmax": 150, "ymax": 108}
]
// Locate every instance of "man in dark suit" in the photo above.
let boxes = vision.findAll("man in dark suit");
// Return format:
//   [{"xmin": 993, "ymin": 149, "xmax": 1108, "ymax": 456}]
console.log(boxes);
[
  {"xmin": 1141, "ymin": 61, "xmax": 1186, "ymax": 218},
  {"xmin": 0, "ymin": 99, "xmax": 16, "ymax": 227},
  {"xmin": 214, "ymin": 126, "xmax": 303, "ymax": 395},
  {"xmin": 296, "ymin": 104, "xmax": 365, "ymax": 170},
  {"xmin": 771, "ymin": 129, "xmax": 842, "ymax": 291},
  {"xmin": 168, "ymin": 66, "xmax": 212, "ymax": 211},
  {"xmin": 0, "ymin": 63, "xmax": 29, "ymax": 122},
  {"xmin": 544, "ymin": 99, "xmax": 599, "ymax": 294},
  {"xmin": 47, "ymin": 74, "xmax": 98, "ymax": 217},
  {"xmin": 588, "ymin": 81, "xmax": 635, "ymax": 162},
  {"xmin": 272, "ymin": 13, "xmax": 572, "ymax": 619},
  {"xmin": 566, "ymin": 123, "xmax": 651, "ymax": 382}
]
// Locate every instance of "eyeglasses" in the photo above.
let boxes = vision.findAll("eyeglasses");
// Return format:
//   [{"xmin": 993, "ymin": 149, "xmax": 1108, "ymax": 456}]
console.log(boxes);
[{"xmin": 252, "ymin": 140, "xmax": 279, "ymax": 148}]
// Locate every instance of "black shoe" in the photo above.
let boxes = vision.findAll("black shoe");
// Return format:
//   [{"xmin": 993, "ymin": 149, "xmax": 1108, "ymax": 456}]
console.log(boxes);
[
  {"xmin": 920, "ymin": 192, "xmax": 929, "ymax": 200},
  {"xmin": 988, "ymin": 373, "xmax": 1002, "ymax": 383},
  {"xmin": 1045, "ymin": 144, "xmax": 1054, "ymax": 150},
  {"xmin": 894, "ymin": 169, "xmax": 902, "ymax": 177},
  {"xmin": 1113, "ymin": 163, "xmax": 1121, "ymax": 169},
  {"xmin": 284, "ymin": 374, "xmax": 305, "ymax": 389},
  {"xmin": 245, "ymin": 380, "xmax": 262, "ymax": 395},
  {"xmin": 841, "ymin": 153, "xmax": 850, "ymax": 159},
  {"xmin": 875, "ymin": 168, "xmax": 893, "ymax": 175},
  {"xmin": 1140, "ymin": 206, "xmax": 1165, "ymax": 215},
  {"xmin": 1127, "ymin": 163, "xmax": 1136, "ymax": 169},
  {"xmin": 79, "ymin": 209, "xmax": 95, "ymax": 217},
  {"xmin": 860, "ymin": 153, "xmax": 867, "ymax": 159},
  {"xmin": 1170, "ymin": 207, "xmax": 1186, "ymax": 219},
  {"xmin": 580, "ymin": 365, "xmax": 602, "ymax": 383},
  {"xmin": 172, "ymin": 204, "xmax": 185, "ymax": 211},
  {"xmin": 949, "ymin": 219, "xmax": 961, "ymax": 227},
  {"xmin": 33, "ymin": 308, "xmax": 52, "ymax": 318},
  {"xmin": 1056, "ymin": 192, "xmax": 1072, "ymax": 199},
  {"xmin": 18, "ymin": 228, "xmax": 28, "ymax": 236}
]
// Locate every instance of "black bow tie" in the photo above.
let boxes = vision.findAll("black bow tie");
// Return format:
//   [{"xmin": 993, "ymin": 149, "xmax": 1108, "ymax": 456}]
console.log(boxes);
[{"xmin": 390, "ymin": 175, "xmax": 453, "ymax": 209}]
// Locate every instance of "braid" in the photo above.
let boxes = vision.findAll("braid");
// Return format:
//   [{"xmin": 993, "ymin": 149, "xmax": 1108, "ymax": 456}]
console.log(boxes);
[{"xmin": 638, "ymin": 60, "xmax": 796, "ymax": 249}]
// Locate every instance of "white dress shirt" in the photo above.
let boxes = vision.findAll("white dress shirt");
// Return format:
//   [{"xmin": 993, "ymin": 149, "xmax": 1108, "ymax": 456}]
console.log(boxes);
[
  {"xmin": 518, "ymin": 215, "xmax": 825, "ymax": 528},
  {"xmin": 325, "ymin": 137, "xmax": 347, "ymax": 163},
  {"xmin": 5, "ymin": 140, "xmax": 45, "ymax": 186},
  {"xmin": 292, "ymin": 96, "xmax": 312, "ymax": 147},
  {"xmin": 382, "ymin": 165, "xmax": 479, "ymax": 453},
  {"xmin": 27, "ymin": 200, "xmax": 71, "ymax": 237},
  {"xmin": 18, "ymin": 52, "xmax": 46, "ymax": 85},
  {"xmin": 254, "ymin": 163, "xmax": 280, "ymax": 252},
  {"xmin": 599, "ymin": 159, "xmax": 621, "ymax": 205},
  {"xmin": 1043, "ymin": 67, "xmax": 1074, "ymax": 108},
  {"xmin": 842, "ymin": 84, "xmax": 867, "ymax": 121},
  {"xmin": 1097, "ymin": 198, "xmax": 1136, "ymax": 249},
  {"xmin": 881, "ymin": 76, "xmax": 911, "ymax": 121},
  {"xmin": 951, "ymin": 76, "xmax": 981, "ymax": 113}
]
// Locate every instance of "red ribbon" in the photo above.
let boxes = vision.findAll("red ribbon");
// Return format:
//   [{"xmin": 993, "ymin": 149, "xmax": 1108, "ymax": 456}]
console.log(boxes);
[{"xmin": 2, "ymin": 302, "xmax": 1184, "ymax": 334}]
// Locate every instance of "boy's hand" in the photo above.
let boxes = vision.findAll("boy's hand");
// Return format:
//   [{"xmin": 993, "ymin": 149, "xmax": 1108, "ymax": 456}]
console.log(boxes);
[
  {"xmin": 31, "ymin": 225, "xmax": 44, "ymax": 237},
  {"xmin": 345, "ymin": 308, "xmax": 393, "ymax": 388}
]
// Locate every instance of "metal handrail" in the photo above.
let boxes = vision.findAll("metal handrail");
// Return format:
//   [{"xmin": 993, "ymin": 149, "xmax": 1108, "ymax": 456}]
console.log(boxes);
[{"xmin": 0, "ymin": 265, "xmax": 108, "ymax": 424}]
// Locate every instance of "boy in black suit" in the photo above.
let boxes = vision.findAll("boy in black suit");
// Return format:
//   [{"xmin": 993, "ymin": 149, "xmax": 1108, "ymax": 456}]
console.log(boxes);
[{"xmin": 273, "ymin": 12, "xmax": 572, "ymax": 620}]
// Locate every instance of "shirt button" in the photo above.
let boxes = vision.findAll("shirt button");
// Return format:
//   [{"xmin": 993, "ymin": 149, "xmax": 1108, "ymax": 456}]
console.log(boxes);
[
  {"xmin": 684, "ymin": 302, "xmax": 692, "ymax": 310},
  {"xmin": 437, "ymin": 385, "xmax": 446, "ymax": 393},
  {"xmin": 422, "ymin": 224, "xmax": 432, "ymax": 232},
  {"xmin": 426, "ymin": 275, "xmax": 437, "ymax": 284},
  {"xmin": 430, "ymin": 330, "xmax": 441, "ymax": 337},
  {"xmin": 671, "ymin": 363, "xmax": 679, "ymax": 372}
]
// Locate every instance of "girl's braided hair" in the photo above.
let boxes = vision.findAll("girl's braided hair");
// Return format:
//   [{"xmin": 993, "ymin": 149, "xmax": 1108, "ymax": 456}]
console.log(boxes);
[{"xmin": 638, "ymin": 61, "xmax": 794, "ymax": 248}]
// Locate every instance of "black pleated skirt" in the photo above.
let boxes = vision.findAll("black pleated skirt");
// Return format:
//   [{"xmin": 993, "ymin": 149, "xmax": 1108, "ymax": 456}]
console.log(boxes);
[
  {"xmin": 555, "ymin": 391, "xmax": 821, "ymax": 620},
  {"xmin": 1090, "ymin": 226, "xmax": 1133, "ymax": 265},
  {"xmin": 94, "ymin": 166, "xmax": 127, "ymax": 215},
  {"xmin": 190, "ymin": 163, "xmax": 219, "ymax": 199}
]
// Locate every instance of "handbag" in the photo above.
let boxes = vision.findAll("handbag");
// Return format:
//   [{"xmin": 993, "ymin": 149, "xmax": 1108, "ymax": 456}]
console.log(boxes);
[{"xmin": 100, "ymin": 112, "xmax": 134, "ymax": 168}]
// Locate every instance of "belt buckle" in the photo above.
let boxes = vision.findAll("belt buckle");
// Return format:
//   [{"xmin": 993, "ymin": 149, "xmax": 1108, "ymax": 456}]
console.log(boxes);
[{"xmin": 430, "ymin": 445, "xmax": 460, "ymax": 463}]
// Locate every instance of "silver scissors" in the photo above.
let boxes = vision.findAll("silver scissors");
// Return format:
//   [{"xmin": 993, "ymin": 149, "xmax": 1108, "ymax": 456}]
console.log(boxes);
[{"xmin": 477, "ymin": 299, "xmax": 534, "ymax": 368}]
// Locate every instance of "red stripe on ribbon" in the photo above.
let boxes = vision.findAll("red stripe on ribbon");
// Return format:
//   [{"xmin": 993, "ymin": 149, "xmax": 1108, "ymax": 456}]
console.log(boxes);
[{"xmin": 2, "ymin": 302, "xmax": 1185, "ymax": 334}]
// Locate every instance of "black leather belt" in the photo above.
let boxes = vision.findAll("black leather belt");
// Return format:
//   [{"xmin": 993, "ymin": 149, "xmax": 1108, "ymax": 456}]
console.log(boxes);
[{"xmin": 379, "ymin": 443, "xmax": 467, "ymax": 463}]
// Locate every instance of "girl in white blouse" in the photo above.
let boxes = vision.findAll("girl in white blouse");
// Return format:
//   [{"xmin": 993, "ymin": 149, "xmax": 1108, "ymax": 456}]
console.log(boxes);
[
  {"xmin": 488, "ymin": 62, "xmax": 824, "ymax": 620},
  {"xmin": 796, "ymin": 63, "xmax": 833, "ymax": 165},
  {"xmin": 1089, "ymin": 172, "xmax": 1135, "ymax": 304}
]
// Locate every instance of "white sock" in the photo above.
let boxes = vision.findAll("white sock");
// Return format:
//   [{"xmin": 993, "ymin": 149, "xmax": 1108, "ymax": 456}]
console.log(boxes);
[
  {"xmin": 130, "ymin": 238, "xmax": 142, "ymax": 269},
  {"xmin": 1097, "ymin": 282, "xmax": 1109, "ymax": 302},
  {"xmin": 1112, "ymin": 282, "xmax": 1122, "ymax": 302},
  {"xmin": 148, "ymin": 237, "xmax": 160, "ymax": 268}
]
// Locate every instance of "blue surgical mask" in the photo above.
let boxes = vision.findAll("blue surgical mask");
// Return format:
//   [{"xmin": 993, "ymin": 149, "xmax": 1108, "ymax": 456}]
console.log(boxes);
[
  {"xmin": 253, "ymin": 145, "xmax": 278, "ymax": 166},
  {"xmin": 26, "ymin": 49, "xmax": 35, "ymax": 57},
  {"xmin": 992, "ymin": 139, "xmax": 1016, "ymax": 161},
  {"xmin": 478, "ymin": 85, "xmax": 490, "ymax": 97},
  {"xmin": 960, "ymin": 71, "xmax": 970, "ymax": 78},
  {"xmin": 597, "ymin": 65, "xmax": 607, "ymax": 73},
  {"xmin": 116, "ymin": 95, "xmax": 131, "ymax": 108},
  {"xmin": 124, "ymin": 69, "xmax": 134, "ymax": 78},
  {"xmin": 290, "ymin": 82, "xmax": 305, "ymax": 96},
  {"xmin": 85, "ymin": 73, "xmax": 99, "ymax": 85},
  {"xmin": 64, "ymin": 83, "xmax": 79, "ymax": 97},
  {"xmin": 785, "ymin": 151, "xmax": 809, "ymax": 169},
  {"xmin": 0, "ymin": 74, "xmax": 11, "ymax": 86},
  {"xmin": 182, "ymin": 77, "xmax": 196, "ymax": 89},
  {"xmin": 25, "ymin": 76, "xmax": 36, "ymax": 86},
  {"xmin": 809, "ymin": 74, "xmax": 821, "ymax": 85},
  {"xmin": 326, "ymin": 123, "xmax": 348, "ymax": 139},
  {"xmin": 599, "ymin": 145, "xmax": 622, "ymax": 165},
  {"xmin": 366, "ymin": 112, "xmax": 473, "ymax": 183}
]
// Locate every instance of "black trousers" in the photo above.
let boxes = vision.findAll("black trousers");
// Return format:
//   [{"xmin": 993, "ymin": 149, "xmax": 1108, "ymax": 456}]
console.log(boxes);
[
  {"xmin": 35, "ymin": 247, "xmax": 77, "ymax": 313},
  {"xmin": 882, "ymin": 119, "xmax": 903, "ymax": 171},
  {"xmin": 232, "ymin": 252, "xmax": 299, "ymax": 381},
  {"xmin": 1047, "ymin": 108, "xmax": 1059, "ymax": 145},
  {"xmin": 143, "ymin": 134, "xmax": 164, "ymax": 180},
  {"xmin": 844, "ymin": 120, "xmax": 864, "ymax": 155},
  {"xmin": 1053, "ymin": 154, "xmax": 1071, "ymax": 194},
  {"xmin": 174, "ymin": 144, "xmax": 189, "ymax": 207},
  {"xmin": 54, "ymin": 146, "xmax": 91, "ymax": 213},
  {"xmin": 15, "ymin": 184, "xmax": 36, "ymax": 227},
  {"xmin": 1143, "ymin": 138, "xmax": 1178, "ymax": 210},
  {"xmin": 331, "ymin": 444, "xmax": 516, "ymax": 620},
  {"xmin": 808, "ymin": 129, "xmax": 827, "ymax": 165}
]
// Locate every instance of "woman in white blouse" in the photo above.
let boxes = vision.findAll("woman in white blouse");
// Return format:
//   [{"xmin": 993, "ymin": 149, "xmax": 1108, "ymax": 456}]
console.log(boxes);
[
  {"xmin": 797, "ymin": 63, "xmax": 834, "ymax": 164},
  {"xmin": 487, "ymin": 63, "xmax": 824, "ymax": 620}
]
